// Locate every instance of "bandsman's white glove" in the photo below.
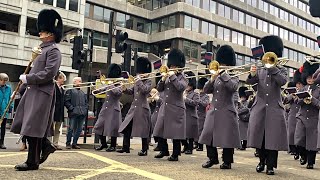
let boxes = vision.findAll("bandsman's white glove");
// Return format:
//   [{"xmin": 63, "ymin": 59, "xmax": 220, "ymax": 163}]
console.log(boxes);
[
  {"xmin": 168, "ymin": 71, "xmax": 175, "ymax": 77},
  {"xmin": 19, "ymin": 75, "xmax": 27, "ymax": 84}
]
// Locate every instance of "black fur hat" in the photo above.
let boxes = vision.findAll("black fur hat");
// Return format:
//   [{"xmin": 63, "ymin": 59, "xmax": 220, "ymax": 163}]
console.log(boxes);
[
  {"xmin": 239, "ymin": 86, "xmax": 248, "ymax": 98},
  {"xmin": 301, "ymin": 61, "xmax": 319, "ymax": 84},
  {"xmin": 136, "ymin": 57, "xmax": 151, "ymax": 74},
  {"xmin": 155, "ymin": 73, "xmax": 161, "ymax": 85},
  {"xmin": 107, "ymin": 64, "xmax": 121, "ymax": 78},
  {"xmin": 293, "ymin": 69, "xmax": 302, "ymax": 84},
  {"xmin": 309, "ymin": 0, "xmax": 320, "ymax": 17},
  {"xmin": 216, "ymin": 45, "xmax": 236, "ymax": 66},
  {"xmin": 167, "ymin": 49, "xmax": 186, "ymax": 68},
  {"xmin": 37, "ymin": 9, "xmax": 63, "ymax": 43},
  {"xmin": 259, "ymin": 35, "xmax": 283, "ymax": 58},
  {"xmin": 197, "ymin": 77, "xmax": 208, "ymax": 89},
  {"xmin": 185, "ymin": 71, "xmax": 196, "ymax": 89}
]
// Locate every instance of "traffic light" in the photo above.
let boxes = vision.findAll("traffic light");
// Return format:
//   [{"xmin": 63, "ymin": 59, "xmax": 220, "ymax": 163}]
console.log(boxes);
[
  {"xmin": 115, "ymin": 30, "xmax": 128, "ymax": 53},
  {"xmin": 71, "ymin": 36, "xmax": 86, "ymax": 70},
  {"xmin": 200, "ymin": 41, "xmax": 213, "ymax": 65},
  {"xmin": 201, "ymin": 41, "xmax": 213, "ymax": 53}
]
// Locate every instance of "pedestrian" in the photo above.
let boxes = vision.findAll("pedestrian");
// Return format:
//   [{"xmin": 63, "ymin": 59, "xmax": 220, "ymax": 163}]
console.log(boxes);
[
  {"xmin": 295, "ymin": 61, "xmax": 319, "ymax": 169},
  {"xmin": 117, "ymin": 57, "xmax": 152, "ymax": 156},
  {"xmin": 64, "ymin": 77, "xmax": 88, "ymax": 149},
  {"xmin": 194, "ymin": 78, "xmax": 209, "ymax": 151},
  {"xmin": 11, "ymin": 9, "xmax": 63, "ymax": 171},
  {"xmin": 200, "ymin": 45, "xmax": 240, "ymax": 169},
  {"xmin": 181, "ymin": 71, "xmax": 199, "ymax": 155},
  {"xmin": 246, "ymin": 35, "xmax": 288, "ymax": 175},
  {"xmin": 52, "ymin": 71, "xmax": 66, "ymax": 150},
  {"xmin": 153, "ymin": 48, "xmax": 188, "ymax": 161},
  {"xmin": 237, "ymin": 86, "xmax": 250, "ymax": 151},
  {"xmin": 0, "ymin": 73, "xmax": 13, "ymax": 149},
  {"xmin": 94, "ymin": 64, "xmax": 123, "ymax": 152}
]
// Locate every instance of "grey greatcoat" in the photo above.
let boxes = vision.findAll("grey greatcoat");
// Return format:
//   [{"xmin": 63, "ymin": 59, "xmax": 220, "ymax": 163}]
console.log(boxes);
[
  {"xmin": 185, "ymin": 90, "xmax": 200, "ymax": 140},
  {"xmin": 295, "ymin": 85, "xmax": 320, "ymax": 151},
  {"xmin": 246, "ymin": 67, "xmax": 288, "ymax": 151},
  {"xmin": 94, "ymin": 84, "xmax": 122, "ymax": 137},
  {"xmin": 283, "ymin": 94, "xmax": 300, "ymax": 145},
  {"xmin": 199, "ymin": 73, "xmax": 241, "ymax": 148},
  {"xmin": 238, "ymin": 100, "xmax": 250, "ymax": 140},
  {"xmin": 197, "ymin": 92, "xmax": 209, "ymax": 139},
  {"xmin": 11, "ymin": 41, "xmax": 61, "ymax": 138},
  {"xmin": 151, "ymin": 92, "xmax": 164, "ymax": 131},
  {"xmin": 153, "ymin": 73, "xmax": 188, "ymax": 139},
  {"xmin": 118, "ymin": 79, "xmax": 152, "ymax": 138}
]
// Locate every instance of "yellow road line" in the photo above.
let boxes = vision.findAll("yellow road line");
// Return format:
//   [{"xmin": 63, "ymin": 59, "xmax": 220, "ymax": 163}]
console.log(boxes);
[
  {"xmin": 0, "ymin": 152, "xmax": 27, "ymax": 158},
  {"xmin": 0, "ymin": 164, "xmax": 95, "ymax": 171}
]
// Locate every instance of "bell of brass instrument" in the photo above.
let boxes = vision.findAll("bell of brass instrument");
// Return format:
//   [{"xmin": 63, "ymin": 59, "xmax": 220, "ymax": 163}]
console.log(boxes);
[{"xmin": 262, "ymin": 52, "xmax": 289, "ymax": 68}]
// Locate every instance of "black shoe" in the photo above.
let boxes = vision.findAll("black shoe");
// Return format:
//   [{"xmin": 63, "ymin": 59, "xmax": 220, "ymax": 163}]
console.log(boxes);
[
  {"xmin": 39, "ymin": 144, "xmax": 56, "ymax": 164},
  {"xmin": 154, "ymin": 151, "xmax": 170, "ymax": 158},
  {"xmin": 185, "ymin": 150, "xmax": 192, "ymax": 154},
  {"xmin": 181, "ymin": 147, "xmax": 187, "ymax": 153},
  {"xmin": 307, "ymin": 164, "xmax": 314, "ymax": 169},
  {"xmin": 106, "ymin": 147, "xmax": 116, "ymax": 152},
  {"xmin": 266, "ymin": 169, "xmax": 275, "ymax": 175},
  {"xmin": 196, "ymin": 148, "xmax": 203, "ymax": 151},
  {"xmin": 220, "ymin": 163, "xmax": 231, "ymax": 169},
  {"xmin": 153, "ymin": 146, "xmax": 160, "ymax": 151},
  {"xmin": 72, "ymin": 145, "xmax": 81, "ymax": 149},
  {"xmin": 95, "ymin": 145, "xmax": 108, "ymax": 151},
  {"xmin": 256, "ymin": 163, "xmax": 265, "ymax": 173},
  {"xmin": 0, "ymin": 144, "xmax": 6, "ymax": 149},
  {"xmin": 294, "ymin": 154, "xmax": 299, "ymax": 160},
  {"xmin": 254, "ymin": 151, "xmax": 259, "ymax": 157},
  {"xmin": 300, "ymin": 157, "xmax": 307, "ymax": 165},
  {"xmin": 116, "ymin": 148, "xmax": 130, "ymax": 153},
  {"xmin": 167, "ymin": 155, "xmax": 178, "ymax": 161},
  {"xmin": 202, "ymin": 159, "xmax": 219, "ymax": 168},
  {"xmin": 138, "ymin": 150, "xmax": 148, "ymax": 156},
  {"xmin": 15, "ymin": 163, "xmax": 39, "ymax": 171}
]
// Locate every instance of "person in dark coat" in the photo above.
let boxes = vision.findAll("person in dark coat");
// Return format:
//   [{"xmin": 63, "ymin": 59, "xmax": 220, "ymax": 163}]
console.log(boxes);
[
  {"xmin": 11, "ymin": 9, "xmax": 63, "ymax": 171},
  {"xmin": 294, "ymin": 61, "xmax": 320, "ymax": 169},
  {"xmin": 195, "ymin": 78, "xmax": 209, "ymax": 151},
  {"xmin": 238, "ymin": 86, "xmax": 250, "ymax": 151},
  {"xmin": 118, "ymin": 57, "xmax": 152, "ymax": 156},
  {"xmin": 181, "ymin": 72, "xmax": 199, "ymax": 155},
  {"xmin": 94, "ymin": 64, "xmax": 123, "ymax": 152},
  {"xmin": 153, "ymin": 49, "xmax": 188, "ymax": 161},
  {"xmin": 283, "ymin": 70, "xmax": 304, "ymax": 160},
  {"xmin": 200, "ymin": 45, "xmax": 240, "ymax": 169},
  {"xmin": 246, "ymin": 35, "xmax": 288, "ymax": 175},
  {"xmin": 52, "ymin": 71, "xmax": 66, "ymax": 150}
]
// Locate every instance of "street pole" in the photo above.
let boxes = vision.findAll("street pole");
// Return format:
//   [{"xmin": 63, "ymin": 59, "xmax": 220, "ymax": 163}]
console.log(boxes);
[{"xmin": 106, "ymin": 11, "xmax": 114, "ymax": 69}]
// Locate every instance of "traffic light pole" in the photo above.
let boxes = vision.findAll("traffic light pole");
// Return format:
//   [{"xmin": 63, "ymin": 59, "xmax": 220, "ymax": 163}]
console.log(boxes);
[{"xmin": 106, "ymin": 11, "xmax": 114, "ymax": 69}]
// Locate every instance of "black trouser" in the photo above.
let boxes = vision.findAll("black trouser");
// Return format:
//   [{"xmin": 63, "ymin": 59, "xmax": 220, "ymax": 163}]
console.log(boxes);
[
  {"xmin": 154, "ymin": 136, "xmax": 159, "ymax": 143},
  {"xmin": 198, "ymin": 143, "xmax": 203, "ymax": 149},
  {"xmin": 99, "ymin": 135, "xmax": 117, "ymax": 147},
  {"xmin": 158, "ymin": 137, "xmax": 181, "ymax": 157},
  {"xmin": 297, "ymin": 146, "xmax": 317, "ymax": 165},
  {"xmin": 206, "ymin": 145, "xmax": 234, "ymax": 164},
  {"xmin": 289, "ymin": 145, "xmax": 298, "ymax": 154},
  {"xmin": 25, "ymin": 136, "xmax": 51, "ymax": 166},
  {"xmin": 257, "ymin": 135, "xmax": 278, "ymax": 169},
  {"xmin": 122, "ymin": 121, "xmax": 148, "ymax": 151},
  {"xmin": 182, "ymin": 138, "xmax": 194, "ymax": 151},
  {"xmin": 0, "ymin": 118, "xmax": 7, "ymax": 145}
]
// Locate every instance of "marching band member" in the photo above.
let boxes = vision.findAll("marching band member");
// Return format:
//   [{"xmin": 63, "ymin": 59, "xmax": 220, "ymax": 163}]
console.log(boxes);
[
  {"xmin": 11, "ymin": 9, "xmax": 63, "ymax": 171},
  {"xmin": 118, "ymin": 57, "xmax": 152, "ymax": 156},
  {"xmin": 283, "ymin": 69, "xmax": 303, "ymax": 159},
  {"xmin": 200, "ymin": 45, "xmax": 240, "ymax": 169},
  {"xmin": 94, "ymin": 64, "xmax": 123, "ymax": 152},
  {"xmin": 238, "ymin": 86, "xmax": 250, "ymax": 151},
  {"xmin": 246, "ymin": 35, "xmax": 288, "ymax": 175},
  {"xmin": 181, "ymin": 72, "xmax": 199, "ymax": 155},
  {"xmin": 195, "ymin": 78, "xmax": 209, "ymax": 151},
  {"xmin": 314, "ymin": 65, "xmax": 320, "ymax": 154},
  {"xmin": 295, "ymin": 61, "xmax": 319, "ymax": 169},
  {"xmin": 153, "ymin": 49, "xmax": 188, "ymax": 161}
]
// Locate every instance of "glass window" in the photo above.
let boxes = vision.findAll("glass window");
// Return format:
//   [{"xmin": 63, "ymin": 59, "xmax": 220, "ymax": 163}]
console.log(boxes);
[
  {"xmin": 245, "ymin": 35, "xmax": 251, "ymax": 48},
  {"xmin": 191, "ymin": 43, "xmax": 198, "ymax": 58},
  {"xmin": 201, "ymin": 21, "xmax": 209, "ymax": 34},
  {"xmin": 224, "ymin": 28, "xmax": 230, "ymax": 42},
  {"xmin": 251, "ymin": 37, "xmax": 256, "ymax": 48},
  {"xmin": 218, "ymin": 4, "xmax": 224, "ymax": 17},
  {"xmin": 258, "ymin": 19, "xmax": 263, "ymax": 31},
  {"xmin": 209, "ymin": 23, "xmax": 215, "ymax": 37},
  {"xmin": 161, "ymin": 17, "xmax": 169, "ymax": 31},
  {"xmin": 225, "ymin": 6, "xmax": 231, "ymax": 19},
  {"xmin": 193, "ymin": 0, "xmax": 200, "ymax": 8},
  {"xmin": 273, "ymin": 26, "xmax": 278, "ymax": 36},
  {"xmin": 184, "ymin": 15, "xmax": 192, "ymax": 30},
  {"xmin": 85, "ymin": 3, "xmax": 90, "ymax": 18},
  {"xmin": 93, "ymin": 6, "xmax": 103, "ymax": 22},
  {"xmin": 217, "ymin": 26, "xmax": 223, "ymax": 40},
  {"xmin": 232, "ymin": 31, "xmax": 237, "ymax": 44},
  {"xmin": 245, "ymin": 14, "xmax": 251, "ymax": 26},
  {"xmin": 251, "ymin": 17, "xmax": 256, "ymax": 28},
  {"xmin": 192, "ymin": 18, "xmax": 199, "ymax": 32},
  {"xmin": 238, "ymin": 33, "xmax": 244, "ymax": 46},
  {"xmin": 103, "ymin": 8, "xmax": 111, "ymax": 23},
  {"xmin": 203, "ymin": 0, "xmax": 210, "ymax": 11},
  {"xmin": 69, "ymin": 0, "xmax": 78, "ymax": 12},
  {"xmin": 43, "ymin": 0, "xmax": 53, "ymax": 5},
  {"xmin": 185, "ymin": 0, "xmax": 192, "ymax": 5},
  {"xmin": 57, "ymin": 0, "xmax": 66, "ymax": 9},
  {"xmin": 116, "ymin": 12, "xmax": 126, "ymax": 27},
  {"xmin": 262, "ymin": 21, "xmax": 268, "ymax": 33},
  {"xmin": 183, "ymin": 41, "xmax": 191, "ymax": 57},
  {"xmin": 283, "ymin": 29, "xmax": 288, "ymax": 40},
  {"xmin": 232, "ymin": 9, "xmax": 238, "ymax": 22},
  {"xmin": 210, "ymin": 1, "xmax": 216, "ymax": 13},
  {"xmin": 151, "ymin": 20, "xmax": 159, "ymax": 34},
  {"xmin": 239, "ymin": 11, "xmax": 244, "ymax": 24},
  {"xmin": 168, "ymin": 15, "xmax": 176, "ymax": 30}
]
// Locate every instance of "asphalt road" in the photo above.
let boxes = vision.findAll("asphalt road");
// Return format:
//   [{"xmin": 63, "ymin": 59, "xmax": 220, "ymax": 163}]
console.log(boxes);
[{"xmin": 0, "ymin": 132, "xmax": 319, "ymax": 180}]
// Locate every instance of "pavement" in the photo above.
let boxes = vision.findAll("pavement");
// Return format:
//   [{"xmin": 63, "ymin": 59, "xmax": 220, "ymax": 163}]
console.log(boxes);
[{"xmin": 0, "ymin": 132, "xmax": 319, "ymax": 180}]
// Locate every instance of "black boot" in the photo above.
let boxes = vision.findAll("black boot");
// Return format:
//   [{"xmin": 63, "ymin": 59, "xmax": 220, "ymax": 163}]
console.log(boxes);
[
  {"xmin": 116, "ymin": 148, "xmax": 130, "ymax": 153},
  {"xmin": 220, "ymin": 163, "xmax": 231, "ymax": 169},
  {"xmin": 256, "ymin": 163, "xmax": 265, "ymax": 172},
  {"xmin": 0, "ymin": 139, "xmax": 6, "ymax": 149},
  {"xmin": 266, "ymin": 167, "xmax": 275, "ymax": 175},
  {"xmin": 202, "ymin": 158, "xmax": 219, "ymax": 168},
  {"xmin": 194, "ymin": 142, "xmax": 198, "ymax": 149},
  {"xmin": 181, "ymin": 146, "xmax": 187, "ymax": 153},
  {"xmin": 300, "ymin": 157, "xmax": 307, "ymax": 165},
  {"xmin": 154, "ymin": 151, "xmax": 170, "ymax": 158},
  {"xmin": 196, "ymin": 144, "xmax": 203, "ymax": 151},
  {"xmin": 106, "ymin": 146, "xmax": 116, "ymax": 152},
  {"xmin": 307, "ymin": 164, "xmax": 314, "ymax": 169},
  {"xmin": 95, "ymin": 144, "xmax": 108, "ymax": 151},
  {"xmin": 240, "ymin": 140, "xmax": 247, "ymax": 150},
  {"xmin": 185, "ymin": 150, "xmax": 192, "ymax": 154},
  {"xmin": 167, "ymin": 155, "xmax": 178, "ymax": 161},
  {"xmin": 138, "ymin": 150, "xmax": 148, "ymax": 156},
  {"xmin": 39, "ymin": 143, "xmax": 56, "ymax": 164},
  {"xmin": 15, "ymin": 163, "xmax": 39, "ymax": 171}
]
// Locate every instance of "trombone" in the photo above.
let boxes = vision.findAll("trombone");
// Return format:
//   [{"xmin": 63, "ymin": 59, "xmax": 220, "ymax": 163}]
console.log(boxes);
[
  {"xmin": 62, "ymin": 77, "xmax": 126, "ymax": 90},
  {"xmin": 304, "ymin": 54, "xmax": 320, "ymax": 65}
]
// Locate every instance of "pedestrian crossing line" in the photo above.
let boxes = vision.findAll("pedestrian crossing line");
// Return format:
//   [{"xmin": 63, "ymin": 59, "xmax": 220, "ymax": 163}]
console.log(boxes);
[
  {"xmin": 75, "ymin": 151, "xmax": 174, "ymax": 180},
  {"xmin": 0, "ymin": 152, "xmax": 27, "ymax": 158}
]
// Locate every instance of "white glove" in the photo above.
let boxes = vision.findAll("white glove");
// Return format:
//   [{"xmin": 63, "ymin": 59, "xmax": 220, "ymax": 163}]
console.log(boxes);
[
  {"xmin": 136, "ymin": 75, "xmax": 141, "ymax": 80},
  {"xmin": 154, "ymin": 95, "xmax": 160, "ymax": 101},
  {"xmin": 168, "ymin": 71, "xmax": 175, "ymax": 77},
  {"xmin": 250, "ymin": 65, "xmax": 257, "ymax": 77},
  {"xmin": 19, "ymin": 75, "xmax": 27, "ymax": 84},
  {"xmin": 10, "ymin": 91, "xmax": 16, "ymax": 99}
]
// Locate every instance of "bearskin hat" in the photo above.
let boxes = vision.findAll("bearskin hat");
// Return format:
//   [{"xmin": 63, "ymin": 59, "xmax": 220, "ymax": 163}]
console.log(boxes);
[
  {"xmin": 287, "ymin": 82, "xmax": 296, "ymax": 88},
  {"xmin": 197, "ymin": 77, "xmax": 208, "ymax": 89},
  {"xmin": 216, "ymin": 45, "xmax": 236, "ymax": 66},
  {"xmin": 259, "ymin": 35, "xmax": 284, "ymax": 58},
  {"xmin": 136, "ymin": 57, "xmax": 151, "ymax": 74},
  {"xmin": 107, "ymin": 64, "xmax": 121, "ymax": 78},
  {"xmin": 37, "ymin": 9, "xmax": 63, "ymax": 43},
  {"xmin": 301, "ymin": 61, "xmax": 319, "ymax": 84},
  {"xmin": 185, "ymin": 71, "xmax": 196, "ymax": 89},
  {"xmin": 167, "ymin": 49, "xmax": 186, "ymax": 68},
  {"xmin": 239, "ymin": 86, "xmax": 248, "ymax": 98},
  {"xmin": 309, "ymin": 0, "xmax": 320, "ymax": 18},
  {"xmin": 293, "ymin": 69, "xmax": 302, "ymax": 84}
]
